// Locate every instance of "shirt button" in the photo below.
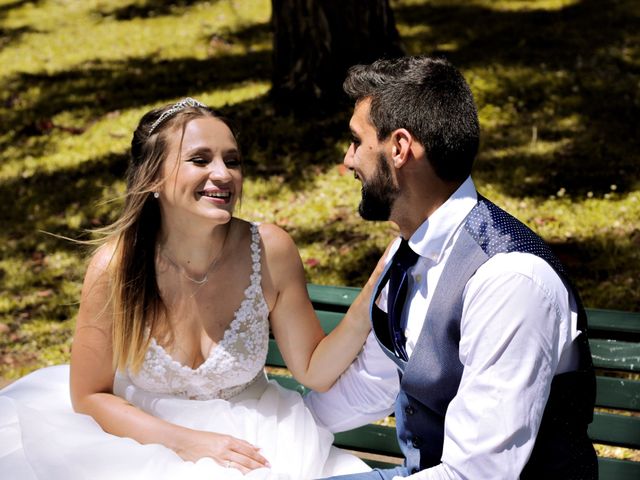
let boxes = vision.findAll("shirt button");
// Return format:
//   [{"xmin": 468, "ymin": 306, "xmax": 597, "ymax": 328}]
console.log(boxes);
[
  {"xmin": 404, "ymin": 405, "xmax": 416, "ymax": 415},
  {"xmin": 411, "ymin": 436, "xmax": 421, "ymax": 448},
  {"xmin": 414, "ymin": 274, "xmax": 422, "ymax": 283}
]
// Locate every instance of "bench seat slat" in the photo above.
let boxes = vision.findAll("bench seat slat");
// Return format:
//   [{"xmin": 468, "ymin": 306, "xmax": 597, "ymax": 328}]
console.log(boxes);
[
  {"xmin": 334, "ymin": 424, "xmax": 401, "ymax": 457},
  {"xmin": 269, "ymin": 374, "xmax": 308, "ymax": 395},
  {"xmin": 362, "ymin": 458, "xmax": 402, "ymax": 469}
]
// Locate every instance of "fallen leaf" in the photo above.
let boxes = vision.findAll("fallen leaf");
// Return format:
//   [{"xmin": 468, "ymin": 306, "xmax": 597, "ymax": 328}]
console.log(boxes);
[{"xmin": 305, "ymin": 258, "xmax": 320, "ymax": 267}]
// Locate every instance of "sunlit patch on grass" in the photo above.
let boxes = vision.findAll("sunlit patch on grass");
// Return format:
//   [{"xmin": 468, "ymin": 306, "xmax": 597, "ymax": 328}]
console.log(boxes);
[
  {"xmin": 0, "ymin": 80, "xmax": 270, "ymax": 182},
  {"xmin": 595, "ymin": 444, "xmax": 640, "ymax": 462},
  {"xmin": 467, "ymin": 0, "xmax": 581, "ymax": 11},
  {"xmin": 0, "ymin": 0, "xmax": 271, "ymax": 76}
]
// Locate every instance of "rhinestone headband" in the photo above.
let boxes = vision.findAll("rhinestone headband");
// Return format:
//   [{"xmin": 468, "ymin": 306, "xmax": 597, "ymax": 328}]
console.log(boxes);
[{"xmin": 148, "ymin": 97, "xmax": 207, "ymax": 134}]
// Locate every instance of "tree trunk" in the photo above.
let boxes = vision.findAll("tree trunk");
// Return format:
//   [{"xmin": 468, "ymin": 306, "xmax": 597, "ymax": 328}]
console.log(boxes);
[{"xmin": 271, "ymin": 0, "xmax": 403, "ymax": 113}]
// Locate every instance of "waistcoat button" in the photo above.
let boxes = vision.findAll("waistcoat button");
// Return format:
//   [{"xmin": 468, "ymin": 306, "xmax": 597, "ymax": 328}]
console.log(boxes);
[
  {"xmin": 411, "ymin": 468, "xmax": 419, "ymax": 474},
  {"xmin": 405, "ymin": 405, "xmax": 416, "ymax": 415},
  {"xmin": 411, "ymin": 436, "xmax": 421, "ymax": 448}
]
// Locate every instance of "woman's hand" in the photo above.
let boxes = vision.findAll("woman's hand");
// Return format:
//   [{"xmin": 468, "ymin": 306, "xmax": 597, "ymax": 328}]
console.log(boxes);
[{"xmin": 174, "ymin": 430, "xmax": 270, "ymax": 473}]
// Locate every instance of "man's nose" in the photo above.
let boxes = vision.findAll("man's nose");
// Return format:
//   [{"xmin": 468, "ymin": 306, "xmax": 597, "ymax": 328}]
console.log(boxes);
[{"xmin": 343, "ymin": 143, "xmax": 355, "ymax": 169}]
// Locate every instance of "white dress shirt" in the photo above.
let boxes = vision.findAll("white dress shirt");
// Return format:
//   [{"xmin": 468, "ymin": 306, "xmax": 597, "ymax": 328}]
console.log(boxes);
[{"xmin": 305, "ymin": 177, "xmax": 582, "ymax": 479}]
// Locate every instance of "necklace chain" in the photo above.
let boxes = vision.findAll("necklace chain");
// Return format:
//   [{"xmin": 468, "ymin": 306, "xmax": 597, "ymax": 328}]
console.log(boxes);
[{"xmin": 159, "ymin": 224, "xmax": 230, "ymax": 285}]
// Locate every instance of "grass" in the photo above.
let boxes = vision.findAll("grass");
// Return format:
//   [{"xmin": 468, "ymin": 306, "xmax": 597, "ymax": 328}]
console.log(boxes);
[{"xmin": 0, "ymin": 0, "xmax": 638, "ymax": 388}]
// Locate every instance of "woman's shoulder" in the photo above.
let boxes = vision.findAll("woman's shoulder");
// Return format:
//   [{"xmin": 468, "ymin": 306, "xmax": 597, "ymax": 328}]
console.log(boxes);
[
  {"xmin": 255, "ymin": 222, "xmax": 297, "ymax": 255},
  {"xmin": 230, "ymin": 218, "xmax": 299, "ymax": 269},
  {"xmin": 85, "ymin": 241, "xmax": 117, "ymax": 279}
]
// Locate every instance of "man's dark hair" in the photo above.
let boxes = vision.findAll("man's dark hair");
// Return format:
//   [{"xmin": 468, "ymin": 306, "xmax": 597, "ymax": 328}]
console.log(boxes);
[{"xmin": 343, "ymin": 56, "xmax": 480, "ymax": 182}]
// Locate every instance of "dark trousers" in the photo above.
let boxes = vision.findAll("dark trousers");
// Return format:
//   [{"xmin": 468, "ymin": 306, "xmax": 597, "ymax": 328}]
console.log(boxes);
[{"xmin": 321, "ymin": 465, "xmax": 409, "ymax": 480}]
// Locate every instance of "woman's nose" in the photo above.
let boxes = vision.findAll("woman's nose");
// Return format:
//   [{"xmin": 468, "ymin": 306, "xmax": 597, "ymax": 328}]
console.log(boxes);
[{"xmin": 209, "ymin": 160, "xmax": 232, "ymax": 182}]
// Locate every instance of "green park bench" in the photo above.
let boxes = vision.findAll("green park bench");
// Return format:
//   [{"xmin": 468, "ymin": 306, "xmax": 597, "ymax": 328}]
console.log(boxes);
[{"xmin": 266, "ymin": 284, "xmax": 640, "ymax": 480}]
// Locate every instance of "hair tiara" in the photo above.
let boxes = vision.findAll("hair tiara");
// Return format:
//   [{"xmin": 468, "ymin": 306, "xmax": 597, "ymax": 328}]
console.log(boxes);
[{"xmin": 148, "ymin": 97, "xmax": 207, "ymax": 134}]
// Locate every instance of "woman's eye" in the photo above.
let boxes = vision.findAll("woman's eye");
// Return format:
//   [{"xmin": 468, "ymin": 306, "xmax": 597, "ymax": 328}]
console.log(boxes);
[
  {"xmin": 225, "ymin": 158, "xmax": 241, "ymax": 167},
  {"xmin": 189, "ymin": 157, "xmax": 208, "ymax": 165}
]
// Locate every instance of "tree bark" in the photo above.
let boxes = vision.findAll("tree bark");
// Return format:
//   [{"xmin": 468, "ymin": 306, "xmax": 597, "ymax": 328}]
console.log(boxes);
[{"xmin": 271, "ymin": 0, "xmax": 403, "ymax": 113}]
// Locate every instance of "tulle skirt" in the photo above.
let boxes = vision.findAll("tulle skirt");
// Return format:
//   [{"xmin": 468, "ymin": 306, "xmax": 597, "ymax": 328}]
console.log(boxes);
[{"xmin": 0, "ymin": 365, "xmax": 370, "ymax": 479}]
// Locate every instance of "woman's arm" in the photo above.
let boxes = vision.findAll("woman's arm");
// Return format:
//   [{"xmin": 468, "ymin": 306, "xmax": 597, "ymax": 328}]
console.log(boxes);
[
  {"xmin": 69, "ymin": 245, "xmax": 269, "ymax": 473},
  {"xmin": 261, "ymin": 223, "xmax": 386, "ymax": 392}
]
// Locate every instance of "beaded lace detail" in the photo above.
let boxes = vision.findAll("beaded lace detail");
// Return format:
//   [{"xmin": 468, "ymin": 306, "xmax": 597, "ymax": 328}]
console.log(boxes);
[{"xmin": 128, "ymin": 223, "xmax": 269, "ymax": 400}]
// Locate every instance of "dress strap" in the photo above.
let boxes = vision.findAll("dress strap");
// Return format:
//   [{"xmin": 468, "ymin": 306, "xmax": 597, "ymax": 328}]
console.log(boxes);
[{"xmin": 249, "ymin": 222, "xmax": 261, "ymax": 279}]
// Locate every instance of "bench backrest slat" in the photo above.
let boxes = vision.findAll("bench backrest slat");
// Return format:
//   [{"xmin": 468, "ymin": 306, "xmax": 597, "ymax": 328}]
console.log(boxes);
[
  {"xmin": 587, "ymin": 308, "xmax": 640, "ymax": 335},
  {"xmin": 590, "ymin": 339, "xmax": 640, "ymax": 372},
  {"xmin": 598, "ymin": 457, "xmax": 640, "ymax": 480},
  {"xmin": 596, "ymin": 376, "xmax": 640, "ymax": 411},
  {"xmin": 589, "ymin": 411, "xmax": 640, "ymax": 449}
]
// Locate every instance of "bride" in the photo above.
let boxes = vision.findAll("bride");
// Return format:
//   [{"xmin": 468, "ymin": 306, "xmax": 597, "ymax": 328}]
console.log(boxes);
[{"xmin": 0, "ymin": 98, "xmax": 380, "ymax": 479}]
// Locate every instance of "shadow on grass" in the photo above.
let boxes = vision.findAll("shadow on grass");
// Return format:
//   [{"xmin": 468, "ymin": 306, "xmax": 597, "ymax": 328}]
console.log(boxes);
[
  {"xmin": 394, "ymin": 0, "xmax": 640, "ymax": 197},
  {"xmin": 1, "ymin": 49, "xmax": 271, "ymax": 143},
  {"xmin": 96, "ymin": 0, "xmax": 223, "ymax": 20},
  {"xmin": 0, "ymin": 25, "xmax": 35, "ymax": 52},
  {"xmin": 290, "ymin": 217, "xmax": 640, "ymax": 311},
  {"xmin": 549, "ymin": 235, "xmax": 640, "ymax": 311},
  {"xmin": 0, "ymin": 150, "xmax": 128, "ymax": 250},
  {"xmin": 0, "ymin": 0, "xmax": 43, "ymax": 17},
  {"xmin": 0, "ymin": 0, "xmax": 42, "ymax": 51}
]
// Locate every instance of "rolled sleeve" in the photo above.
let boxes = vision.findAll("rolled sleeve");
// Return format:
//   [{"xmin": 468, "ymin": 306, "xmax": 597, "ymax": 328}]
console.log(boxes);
[{"xmin": 304, "ymin": 332, "xmax": 399, "ymax": 432}]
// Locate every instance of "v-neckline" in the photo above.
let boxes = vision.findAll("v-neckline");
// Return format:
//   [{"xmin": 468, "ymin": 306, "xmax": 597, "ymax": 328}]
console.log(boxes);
[{"xmin": 150, "ymin": 223, "xmax": 261, "ymax": 372}]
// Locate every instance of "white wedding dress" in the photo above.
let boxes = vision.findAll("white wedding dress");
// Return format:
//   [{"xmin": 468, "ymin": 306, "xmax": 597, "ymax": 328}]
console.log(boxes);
[{"xmin": 0, "ymin": 223, "xmax": 370, "ymax": 479}]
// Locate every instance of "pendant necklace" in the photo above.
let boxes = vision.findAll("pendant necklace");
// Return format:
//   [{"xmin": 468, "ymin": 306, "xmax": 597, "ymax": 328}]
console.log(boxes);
[{"xmin": 160, "ymin": 224, "xmax": 231, "ymax": 285}]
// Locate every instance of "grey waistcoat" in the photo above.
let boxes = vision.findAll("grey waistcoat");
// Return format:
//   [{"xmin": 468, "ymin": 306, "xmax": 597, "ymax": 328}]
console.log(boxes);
[{"xmin": 371, "ymin": 196, "xmax": 597, "ymax": 478}]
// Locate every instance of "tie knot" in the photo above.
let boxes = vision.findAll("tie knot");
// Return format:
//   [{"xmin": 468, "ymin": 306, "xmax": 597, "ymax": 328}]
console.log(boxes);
[{"xmin": 393, "ymin": 239, "xmax": 420, "ymax": 271}]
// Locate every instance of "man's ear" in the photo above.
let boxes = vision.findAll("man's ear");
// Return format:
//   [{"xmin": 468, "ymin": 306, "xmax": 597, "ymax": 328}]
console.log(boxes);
[{"xmin": 390, "ymin": 128, "xmax": 413, "ymax": 168}]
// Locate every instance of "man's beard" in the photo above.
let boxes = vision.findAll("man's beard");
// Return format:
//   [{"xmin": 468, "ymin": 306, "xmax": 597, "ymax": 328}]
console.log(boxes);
[{"xmin": 358, "ymin": 152, "xmax": 399, "ymax": 221}]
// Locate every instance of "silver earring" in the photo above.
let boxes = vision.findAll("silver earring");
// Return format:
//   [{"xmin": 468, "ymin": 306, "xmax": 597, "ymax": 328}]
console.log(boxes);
[{"xmin": 153, "ymin": 192, "xmax": 160, "ymax": 199}]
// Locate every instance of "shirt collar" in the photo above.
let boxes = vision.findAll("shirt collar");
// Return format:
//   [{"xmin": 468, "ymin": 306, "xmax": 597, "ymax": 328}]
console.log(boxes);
[{"xmin": 407, "ymin": 176, "xmax": 477, "ymax": 263}]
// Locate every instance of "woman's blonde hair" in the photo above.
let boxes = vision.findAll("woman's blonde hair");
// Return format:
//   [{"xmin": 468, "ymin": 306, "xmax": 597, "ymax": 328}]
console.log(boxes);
[{"xmin": 94, "ymin": 100, "xmax": 236, "ymax": 372}]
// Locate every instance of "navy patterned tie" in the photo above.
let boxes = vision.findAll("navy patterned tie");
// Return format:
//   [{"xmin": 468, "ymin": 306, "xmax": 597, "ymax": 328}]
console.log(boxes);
[{"xmin": 387, "ymin": 239, "xmax": 420, "ymax": 361}]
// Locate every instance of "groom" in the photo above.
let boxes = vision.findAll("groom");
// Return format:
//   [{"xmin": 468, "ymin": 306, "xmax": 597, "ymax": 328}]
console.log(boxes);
[{"xmin": 305, "ymin": 56, "xmax": 597, "ymax": 479}]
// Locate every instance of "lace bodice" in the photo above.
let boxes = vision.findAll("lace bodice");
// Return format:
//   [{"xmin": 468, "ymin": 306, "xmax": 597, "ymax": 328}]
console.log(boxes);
[{"xmin": 127, "ymin": 223, "xmax": 270, "ymax": 400}]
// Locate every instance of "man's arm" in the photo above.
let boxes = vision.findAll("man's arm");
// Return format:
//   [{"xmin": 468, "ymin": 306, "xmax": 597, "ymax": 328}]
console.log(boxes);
[{"xmin": 304, "ymin": 331, "xmax": 399, "ymax": 432}]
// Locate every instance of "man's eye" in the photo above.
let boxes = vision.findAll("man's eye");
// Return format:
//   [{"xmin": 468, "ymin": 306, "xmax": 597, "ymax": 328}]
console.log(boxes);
[{"xmin": 351, "ymin": 135, "xmax": 361, "ymax": 147}]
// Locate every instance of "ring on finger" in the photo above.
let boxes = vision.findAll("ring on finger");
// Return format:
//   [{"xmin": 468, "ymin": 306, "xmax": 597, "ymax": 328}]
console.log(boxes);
[{"xmin": 225, "ymin": 460, "xmax": 232, "ymax": 468}]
